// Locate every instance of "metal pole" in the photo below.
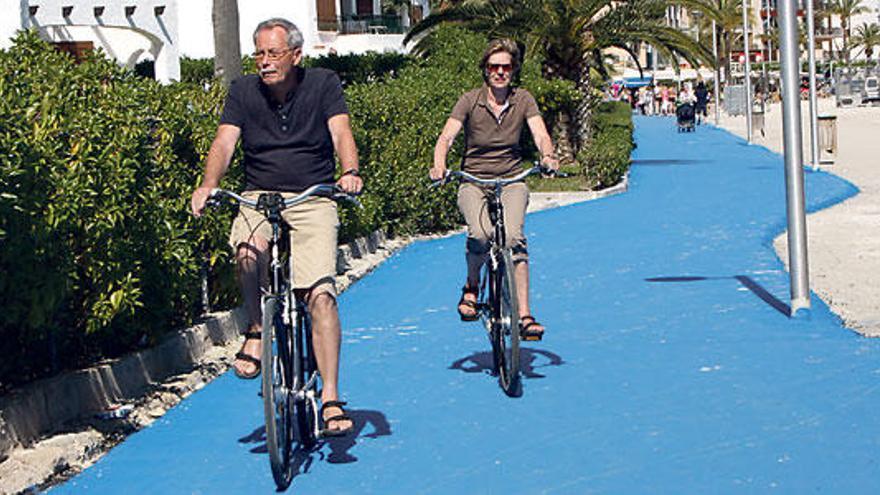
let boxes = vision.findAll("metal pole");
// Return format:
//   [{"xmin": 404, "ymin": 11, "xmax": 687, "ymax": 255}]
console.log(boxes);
[
  {"xmin": 778, "ymin": 0, "xmax": 811, "ymax": 315},
  {"xmin": 743, "ymin": 0, "xmax": 753, "ymax": 143},
  {"xmin": 765, "ymin": 0, "xmax": 773, "ymax": 63},
  {"xmin": 713, "ymin": 20, "xmax": 721, "ymax": 124},
  {"xmin": 805, "ymin": 0, "xmax": 821, "ymax": 169}
]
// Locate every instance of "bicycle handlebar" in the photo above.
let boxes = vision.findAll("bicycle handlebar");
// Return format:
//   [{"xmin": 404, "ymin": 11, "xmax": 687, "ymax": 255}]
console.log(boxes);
[
  {"xmin": 430, "ymin": 166, "xmax": 567, "ymax": 188},
  {"xmin": 208, "ymin": 184, "xmax": 361, "ymax": 210}
]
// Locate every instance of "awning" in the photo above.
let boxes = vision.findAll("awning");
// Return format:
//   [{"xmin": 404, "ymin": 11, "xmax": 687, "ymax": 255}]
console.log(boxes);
[{"xmin": 622, "ymin": 76, "xmax": 653, "ymax": 88}]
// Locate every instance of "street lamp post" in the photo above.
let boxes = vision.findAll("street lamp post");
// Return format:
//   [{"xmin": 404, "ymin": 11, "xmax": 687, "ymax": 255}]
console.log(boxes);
[
  {"xmin": 713, "ymin": 20, "xmax": 721, "ymax": 124},
  {"xmin": 805, "ymin": 0, "xmax": 820, "ymax": 169},
  {"xmin": 743, "ymin": 0, "xmax": 753, "ymax": 143},
  {"xmin": 778, "ymin": 0, "xmax": 811, "ymax": 315},
  {"xmin": 765, "ymin": 0, "xmax": 773, "ymax": 63}
]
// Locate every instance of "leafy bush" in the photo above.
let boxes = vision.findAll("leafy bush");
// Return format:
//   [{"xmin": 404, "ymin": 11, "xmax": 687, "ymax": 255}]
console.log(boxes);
[
  {"xmin": 181, "ymin": 51, "xmax": 410, "ymax": 87},
  {"xmin": 180, "ymin": 56, "xmax": 216, "ymax": 85},
  {"xmin": 304, "ymin": 51, "xmax": 410, "ymax": 86},
  {"xmin": 0, "ymin": 31, "xmax": 235, "ymax": 389},
  {"xmin": 578, "ymin": 101, "xmax": 634, "ymax": 189}
]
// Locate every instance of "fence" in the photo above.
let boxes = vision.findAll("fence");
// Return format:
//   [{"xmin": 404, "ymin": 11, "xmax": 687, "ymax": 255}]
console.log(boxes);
[{"xmin": 318, "ymin": 15, "xmax": 406, "ymax": 35}]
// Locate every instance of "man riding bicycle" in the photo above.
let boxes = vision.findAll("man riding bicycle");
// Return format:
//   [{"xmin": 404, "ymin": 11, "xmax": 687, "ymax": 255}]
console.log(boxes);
[
  {"xmin": 190, "ymin": 18, "xmax": 360, "ymax": 436},
  {"xmin": 429, "ymin": 38, "xmax": 558, "ymax": 340}
]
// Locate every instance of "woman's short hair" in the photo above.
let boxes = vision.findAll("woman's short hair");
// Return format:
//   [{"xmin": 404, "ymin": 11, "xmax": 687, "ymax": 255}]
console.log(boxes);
[
  {"xmin": 479, "ymin": 38, "xmax": 521, "ymax": 76},
  {"xmin": 253, "ymin": 18, "xmax": 304, "ymax": 50}
]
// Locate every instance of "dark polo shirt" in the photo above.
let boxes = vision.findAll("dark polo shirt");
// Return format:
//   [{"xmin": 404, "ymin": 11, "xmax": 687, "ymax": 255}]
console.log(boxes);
[
  {"xmin": 450, "ymin": 86, "xmax": 541, "ymax": 178},
  {"xmin": 219, "ymin": 68, "xmax": 348, "ymax": 192}
]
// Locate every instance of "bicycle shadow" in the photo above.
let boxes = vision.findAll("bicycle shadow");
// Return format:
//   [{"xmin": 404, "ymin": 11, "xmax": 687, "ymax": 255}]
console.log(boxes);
[
  {"xmin": 238, "ymin": 408, "xmax": 392, "ymax": 476},
  {"xmin": 324, "ymin": 409, "xmax": 392, "ymax": 464},
  {"xmin": 449, "ymin": 348, "xmax": 565, "ymax": 379}
]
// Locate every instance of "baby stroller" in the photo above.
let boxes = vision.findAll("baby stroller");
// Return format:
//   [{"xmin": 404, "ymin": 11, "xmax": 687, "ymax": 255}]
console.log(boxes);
[{"xmin": 676, "ymin": 102, "xmax": 695, "ymax": 132}]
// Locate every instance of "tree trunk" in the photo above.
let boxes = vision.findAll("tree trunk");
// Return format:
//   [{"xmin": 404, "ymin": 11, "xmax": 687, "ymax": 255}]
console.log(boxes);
[
  {"xmin": 574, "ymin": 59, "xmax": 593, "ymax": 152},
  {"xmin": 551, "ymin": 112, "xmax": 575, "ymax": 164},
  {"xmin": 213, "ymin": 0, "xmax": 242, "ymax": 88}
]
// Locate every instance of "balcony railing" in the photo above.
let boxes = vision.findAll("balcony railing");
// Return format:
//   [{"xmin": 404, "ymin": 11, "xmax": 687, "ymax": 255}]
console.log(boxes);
[{"xmin": 318, "ymin": 15, "xmax": 406, "ymax": 35}]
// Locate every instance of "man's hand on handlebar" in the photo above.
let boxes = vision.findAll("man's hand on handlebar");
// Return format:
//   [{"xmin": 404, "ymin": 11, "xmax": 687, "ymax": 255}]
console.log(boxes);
[
  {"xmin": 336, "ymin": 172, "xmax": 363, "ymax": 195},
  {"xmin": 191, "ymin": 186, "xmax": 214, "ymax": 217}
]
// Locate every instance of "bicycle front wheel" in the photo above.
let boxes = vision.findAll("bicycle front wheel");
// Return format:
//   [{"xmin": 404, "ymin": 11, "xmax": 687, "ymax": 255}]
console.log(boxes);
[
  {"xmin": 261, "ymin": 296, "xmax": 294, "ymax": 489},
  {"xmin": 492, "ymin": 249, "xmax": 521, "ymax": 396}
]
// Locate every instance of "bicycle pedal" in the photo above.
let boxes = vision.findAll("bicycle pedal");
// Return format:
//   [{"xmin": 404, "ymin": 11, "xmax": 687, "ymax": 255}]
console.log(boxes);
[{"xmin": 521, "ymin": 335, "xmax": 542, "ymax": 342}]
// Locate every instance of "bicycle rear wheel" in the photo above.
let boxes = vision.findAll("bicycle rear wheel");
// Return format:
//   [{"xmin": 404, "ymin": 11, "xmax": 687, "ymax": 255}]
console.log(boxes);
[
  {"xmin": 491, "ymin": 249, "xmax": 521, "ymax": 396},
  {"xmin": 261, "ymin": 296, "xmax": 294, "ymax": 489},
  {"xmin": 292, "ymin": 307, "xmax": 319, "ymax": 448}
]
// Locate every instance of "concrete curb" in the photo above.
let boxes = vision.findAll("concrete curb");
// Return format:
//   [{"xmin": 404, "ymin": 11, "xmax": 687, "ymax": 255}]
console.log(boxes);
[{"xmin": 0, "ymin": 309, "xmax": 247, "ymax": 462}]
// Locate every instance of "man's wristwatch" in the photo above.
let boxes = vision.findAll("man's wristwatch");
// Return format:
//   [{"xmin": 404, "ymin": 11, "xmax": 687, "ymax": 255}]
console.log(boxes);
[{"xmin": 340, "ymin": 169, "xmax": 360, "ymax": 179}]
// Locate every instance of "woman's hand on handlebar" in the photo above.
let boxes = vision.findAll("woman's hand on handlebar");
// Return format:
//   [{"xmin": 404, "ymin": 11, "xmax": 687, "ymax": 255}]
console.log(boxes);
[
  {"xmin": 429, "ymin": 164, "xmax": 448, "ymax": 182},
  {"xmin": 540, "ymin": 154, "xmax": 560, "ymax": 172}
]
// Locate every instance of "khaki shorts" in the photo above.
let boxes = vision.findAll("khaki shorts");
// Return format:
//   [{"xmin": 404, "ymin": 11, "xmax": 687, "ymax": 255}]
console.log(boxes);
[
  {"xmin": 457, "ymin": 181, "xmax": 529, "ymax": 262},
  {"xmin": 228, "ymin": 191, "xmax": 339, "ymax": 297}
]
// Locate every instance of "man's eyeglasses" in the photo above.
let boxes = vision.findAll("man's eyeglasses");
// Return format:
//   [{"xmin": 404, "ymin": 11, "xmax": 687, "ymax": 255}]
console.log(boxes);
[
  {"xmin": 487, "ymin": 63, "xmax": 513, "ymax": 73},
  {"xmin": 253, "ymin": 48, "xmax": 293, "ymax": 61}
]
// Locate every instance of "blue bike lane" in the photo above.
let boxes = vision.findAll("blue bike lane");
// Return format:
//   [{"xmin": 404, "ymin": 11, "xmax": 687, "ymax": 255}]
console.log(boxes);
[{"xmin": 57, "ymin": 116, "xmax": 880, "ymax": 494}]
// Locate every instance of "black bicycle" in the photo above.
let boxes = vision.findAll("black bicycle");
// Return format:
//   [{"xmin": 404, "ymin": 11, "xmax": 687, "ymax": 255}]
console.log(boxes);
[
  {"xmin": 208, "ymin": 184, "xmax": 357, "ymax": 489},
  {"xmin": 434, "ymin": 166, "xmax": 556, "ymax": 396}
]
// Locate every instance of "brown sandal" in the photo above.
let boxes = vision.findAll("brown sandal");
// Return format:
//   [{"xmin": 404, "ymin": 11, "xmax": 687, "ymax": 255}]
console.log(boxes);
[
  {"xmin": 457, "ymin": 285, "xmax": 480, "ymax": 321},
  {"xmin": 233, "ymin": 331, "xmax": 261, "ymax": 380},
  {"xmin": 519, "ymin": 315, "xmax": 545, "ymax": 341},
  {"xmin": 320, "ymin": 400, "xmax": 354, "ymax": 437}
]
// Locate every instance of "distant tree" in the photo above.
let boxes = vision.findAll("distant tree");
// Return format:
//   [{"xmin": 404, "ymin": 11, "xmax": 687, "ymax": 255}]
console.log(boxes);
[
  {"xmin": 851, "ymin": 22, "xmax": 880, "ymax": 62},
  {"xmin": 828, "ymin": 0, "xmax": 870, "ymax": 62}
]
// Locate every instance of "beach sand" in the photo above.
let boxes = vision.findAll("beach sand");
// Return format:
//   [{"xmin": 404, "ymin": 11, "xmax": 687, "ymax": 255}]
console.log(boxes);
[{"xmin": 715, "ymin": 98, "xmax": 880, "ymax": 336}]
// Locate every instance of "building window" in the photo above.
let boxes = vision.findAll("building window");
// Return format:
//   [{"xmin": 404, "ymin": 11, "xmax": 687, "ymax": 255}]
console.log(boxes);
[{"xmin": 52, "ymin": 41, "xmax": 94, "ymax": 63}]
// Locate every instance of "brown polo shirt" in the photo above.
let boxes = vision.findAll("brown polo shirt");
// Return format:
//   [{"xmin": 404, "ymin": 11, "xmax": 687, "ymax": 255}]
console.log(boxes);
[{"xmin": 450, "ymin": 85, "xmax": 541, "ymax": 178}]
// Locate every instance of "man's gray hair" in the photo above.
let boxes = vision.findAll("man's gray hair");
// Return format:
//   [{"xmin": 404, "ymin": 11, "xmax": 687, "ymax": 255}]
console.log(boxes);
[{"xmin": 253, "ymin": 18, "xmax": 304, "ymax": 49}]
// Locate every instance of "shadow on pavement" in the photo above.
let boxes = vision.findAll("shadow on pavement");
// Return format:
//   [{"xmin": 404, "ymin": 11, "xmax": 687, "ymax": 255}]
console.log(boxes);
[
  {"xmin": 449, "ymin": 348, "xmax": 565, "ymax": 379},
  {"xmin": 324, "ymin": 409, "xmax": 392, "ymax": 464},
  {"xmin": 236, "ymin": 409, "xmax": 391, "ymax": 483},
  {"xmin": 645, "ymin": 274, "xmax": 790, "ymax": 316}
]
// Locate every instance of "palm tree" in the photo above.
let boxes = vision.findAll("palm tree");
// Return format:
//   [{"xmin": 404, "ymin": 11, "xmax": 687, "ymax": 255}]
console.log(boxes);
[
  {"xmin": 851, "ymin": 22, "xmax": 880, "ymax": 63},
  {"xmin": 405, "ymin": 0, "xmax": 712, "ymax": 149},
  {"xmin": 685, "ymin": 0, "xmax": 759, "ymax": 81},
  {"xmin": 828, "ymin": 0, "xmax": 869, "ymax": 62},
  {"xmin": 212, "ymin": 0, "xmax": 242, "ymax": 87}
]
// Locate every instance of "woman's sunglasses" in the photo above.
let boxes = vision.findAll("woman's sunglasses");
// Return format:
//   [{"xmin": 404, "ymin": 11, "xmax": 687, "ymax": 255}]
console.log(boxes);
[{"xmin": 487, "ymin": 63, "xmax": 513, "ymax": 73}]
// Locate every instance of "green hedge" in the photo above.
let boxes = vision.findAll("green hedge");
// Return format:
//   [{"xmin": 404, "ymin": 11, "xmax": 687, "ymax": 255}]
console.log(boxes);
[
  {"xmin": 578, "ymin": 101, "xmax": 634, "ymax": 189},
  {"xmin": 179, "ymin": 51, "xmax": 410, "ymax": 87},
  {"xmin": 0, "ymin": 26, "xmax": 583, "ymax": 390},
  {"xmin": 0, "ymin": 31, "xmax": 235, "ymax": 388}
]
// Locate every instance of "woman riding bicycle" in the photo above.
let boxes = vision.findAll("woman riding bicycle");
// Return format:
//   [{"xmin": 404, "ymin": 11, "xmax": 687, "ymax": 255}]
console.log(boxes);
[{"xmin": 429, "ymin": 38, "xmax": 558, "ymax": 340}]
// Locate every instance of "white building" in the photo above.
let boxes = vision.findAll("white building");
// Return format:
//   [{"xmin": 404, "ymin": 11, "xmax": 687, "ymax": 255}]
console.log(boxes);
[
  {"xmin": 1, "ymin": 0, "xmax": 430, "ymax": 83},
  {"xmin": 1, "ymin": 0, "xmax": 181, "ymax": 81}
]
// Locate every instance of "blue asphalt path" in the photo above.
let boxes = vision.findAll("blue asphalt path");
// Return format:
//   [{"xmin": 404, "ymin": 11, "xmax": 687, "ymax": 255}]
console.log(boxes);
[{"xmin": 57, "ymin": 116, "xmax": 880, "ymax": 494}]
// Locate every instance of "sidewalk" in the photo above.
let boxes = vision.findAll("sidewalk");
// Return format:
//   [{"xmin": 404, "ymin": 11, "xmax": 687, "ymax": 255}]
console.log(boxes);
[
  {"xmin": 715, "ymin": 100, "xmax": 880, "ymax": 335},
  {"xmin": 55, "ymin": 116, "xmax": 880, "ymax": 493}
]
